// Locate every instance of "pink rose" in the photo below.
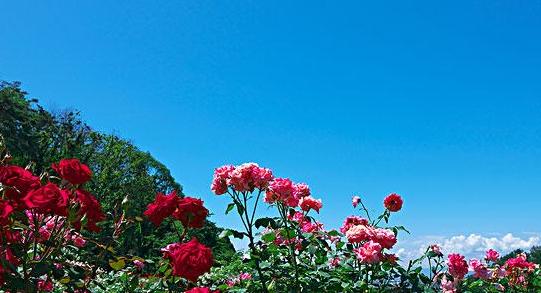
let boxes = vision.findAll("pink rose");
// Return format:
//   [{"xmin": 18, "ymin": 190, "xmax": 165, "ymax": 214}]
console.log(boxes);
[
  {"xmin": 351, "ymin": 196, "xmax": 361, "ymax": 208},
  {"xmin": 299, "ymin": 196, "xmax": 322, "ymax": 213}
]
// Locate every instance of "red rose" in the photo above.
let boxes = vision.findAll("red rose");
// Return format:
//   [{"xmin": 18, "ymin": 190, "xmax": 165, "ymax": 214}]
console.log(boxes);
[
  {"xmin": 0, "ymin": 165, "xmax": 40, "ymax": 203},
  {"xmin": 173, "ymin": 197, "xmax": 209, "ymax": 228},
  {"xmin": 22, "ymin": 183, "xmax": 69, "ymax": 216},
  {"xmin": 0, "ymin": 200, "xmax": 14, "ymax": 226},
  {"xmin": 164, "ymin": 238, "xmax": 213, "ymax": 282},
  {"xmin": 73, "ymin": 189, "xmax": 106, "ymax": 232},
  {"xmin": 185, "ymin": 288, "xmax": 219, "ymax": 293},
  {"xmin": 383, "ymin": 193, "xmax": 403, "ymax": 212},
  {"xmin": 144, "ymin": 191, "xmax": 180, "ymax": 226},
  {"xmin": 52, "ymin": 158, "xmax": 92, "ymax": 185}
]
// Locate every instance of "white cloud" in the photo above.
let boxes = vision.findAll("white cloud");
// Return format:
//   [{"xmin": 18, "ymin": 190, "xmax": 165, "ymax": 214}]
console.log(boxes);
[{"xmin": 394, "ymin": 233, "xmax": 540, "ymax": 264}]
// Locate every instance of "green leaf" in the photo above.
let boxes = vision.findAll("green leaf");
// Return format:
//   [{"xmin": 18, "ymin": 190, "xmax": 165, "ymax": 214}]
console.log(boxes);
[
  {"xmin": 225, "ymin": 203, "xmax": 235, "ymax": 214},
  {"xmin": 109, "ymin": 258, "xmax": 126, "ymax": 271},
  {"xmin": 261, "ymin": 233, "xmax": 276, "ymax": 243},
  {"xmin": 327, "ymin": 230, "xmax": 340, "ymax": 237},
  {"xmin": 254, "ymin": 217, "xmax": 278, "ymax": 229},
  {"xmin": 280, "ymin": 228, "xmax": 296, "ymax": 239}
]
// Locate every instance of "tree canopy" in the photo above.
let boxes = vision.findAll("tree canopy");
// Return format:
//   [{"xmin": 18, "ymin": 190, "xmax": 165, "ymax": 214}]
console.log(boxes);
[{"xmin": 0, "ymin": 81, "xmax": 235, "ymax": 264}]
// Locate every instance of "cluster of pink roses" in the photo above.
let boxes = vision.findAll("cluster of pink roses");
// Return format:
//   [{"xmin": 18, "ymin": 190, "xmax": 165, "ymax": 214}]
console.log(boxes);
[
  {"xmin": 225, "ymin": 272, "xmax": 252, "ymax": 288},
  {"xmin": 338, "ymin": 194, "xmax": 402, "ymax": 265},
  {"xmin": 211, "ymin": 163, "xmax": 273, "ymax": 195},
  {"xmin": 211, "ymin": 163, "xmax": 323, "ymax": 213},
  {"xmin": 435, "ymin": 246, "xmax": 539, "ymax": 292},
  {"xmin": 25, "ymin": 211, "xmax": 86, "ymax": 248}
]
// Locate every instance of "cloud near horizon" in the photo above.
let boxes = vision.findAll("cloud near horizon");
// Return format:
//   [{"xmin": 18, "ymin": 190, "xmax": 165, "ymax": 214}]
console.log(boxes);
[{"xmin": 395, "ymin": 233, "xmax": 540, "ymax": 264}]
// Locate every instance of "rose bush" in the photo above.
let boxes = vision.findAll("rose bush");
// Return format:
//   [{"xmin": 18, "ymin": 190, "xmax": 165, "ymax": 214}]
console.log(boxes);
[{"xmin": 1, "ymin": 149, "xmax": 540, "ymax": 292}]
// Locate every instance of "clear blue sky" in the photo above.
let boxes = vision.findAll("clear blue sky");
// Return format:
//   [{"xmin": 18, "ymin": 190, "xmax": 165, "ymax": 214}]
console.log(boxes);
[{"xmin": 1, "ymin": 1, "xmax": 541, "ymax": 248}]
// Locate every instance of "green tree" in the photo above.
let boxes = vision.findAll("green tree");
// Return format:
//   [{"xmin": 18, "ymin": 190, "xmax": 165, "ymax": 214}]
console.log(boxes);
[{"xmin": 0, "ymin": 81, "xmax": 235, "ymax": 264}]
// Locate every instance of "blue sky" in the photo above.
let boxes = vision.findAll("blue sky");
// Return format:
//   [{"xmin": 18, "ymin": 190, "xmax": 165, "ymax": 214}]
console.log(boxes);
[{"xmin": 2, "ymin": 1, "xmax": 541, "ymax": 257}]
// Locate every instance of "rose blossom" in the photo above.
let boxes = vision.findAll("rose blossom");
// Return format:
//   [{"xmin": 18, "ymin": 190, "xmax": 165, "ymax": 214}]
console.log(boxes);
[
  {"xmin": 440, "ymin": 275, "xmax": 457, "ymax": 293},
  {"xmin": 143, "ymin": 191, "xmax": 180, "ymax": 226},
  {"xmin": 469, "ymin": 258, "xmax": 490, "ymax": 279},
  {"xmin": 239, "ymin": 272, "xmax": 252, "ymax": 281},
  {"xmin": 299, "ymin": 196, "xmax": 322, "ymax": 213},
  {"xmin": 340, "ymin": 215, "xmax": 369, "ymax": 234},
  {"xmin": 265, "ymin": 178, "xmax": 298, "ymax": 207},
  {"xmin": 485, "ymin": 249, "xmax": 500, "ymax": 262},
  {"xmin": 329, "ymin": 257, "xmax": 340, "ymax": 267},
  {"xmin": 173, "ymin": 197, "xmax": 209, "ymax": 228},
  {"xmin": 430, "ymin": 244, "xmax": 443, "ymax": 256},
  {"xmin": 0, "ymin": 165, "xmax": 40, "ymax": 203},
  {"xmin": 300, "ymin": 221, "xmax": 324, "ymax": 233},
  {"xmin": 354, "ymin": 241, "xmax": 382, "ymax": 264},
  {"xmin": 211, "ymin": 165, "xmax": 235, "ymax": 195},
  {"xmin": 163, "ymin": 238, "xmax": 213, "ymax": 282},
  {"xmin": 133, "ymin": 259, "xmax": 145, "ymax": 270},
  {"xmin": 0, "ymin": 200, "xmax": 14, "ymax": 226},
  {"xmin": 383, "ymin": 193, "xmax": 403, "ymax": 212},
  {"xmin": 228, "ymin": 163, "xmax": 273, "ymax": 192},
  {"xmin": 52, "ymin": 158, "xmax": 92, "ymax": 185},
  {"xmin": 346, "ymin": 225, "xmax": 374, "ymax": 243},
  {"xmin": 73, "ymin": 189, "xmax": 106, "ymax": 232},
  {"xmin": 505, "ymin": 253, "xmax": 536, "ymax": 272},
  {"xmin": 293, "ymin": 183, "xmax": 311, "ymax": 198},
  {"xmin": 447, "ymin": 253, "xmax": 469, "ymax": 279},
  {"xmin": 22, "ymin": 183, "xmax": 69, "ymax": 216},
  {"xmin": 372, "ymin": 228, "xmax": 397, "ymax": 249},
  {"xmin": 351, "ymin": 196, "xmax": 361, "ymax": 208}
]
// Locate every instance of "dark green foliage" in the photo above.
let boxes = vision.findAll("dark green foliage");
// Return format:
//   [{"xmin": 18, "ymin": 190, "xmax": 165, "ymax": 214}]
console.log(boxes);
[{"xmin": 0, "ymin": 81, "xmax": 234, "ymax": 264}]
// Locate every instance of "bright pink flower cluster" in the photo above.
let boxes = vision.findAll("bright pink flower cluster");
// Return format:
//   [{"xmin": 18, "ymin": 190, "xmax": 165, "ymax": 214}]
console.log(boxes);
[
  {"xmin": 469, "ymin": 259, "xmax": 490, "ymax": 280},
  {"xmin": 299, "ymin": 196, "xmax": 322, "ymax": 213},
  {"xmin": 447, "ymin": 253, "xmax": 469, "ymax": 279},
  {"xmin": 265, "ymin": 178, "xmax": 298, "ymax": 206},
  {"xmin": 289, "ymin": 211, "xmax": 324, "ymax": 233},
  {"xmin": 505, "ymin": 253, "xmax": 536, "ymax": 272},
  {"xmin": 225, "ymin": 272, "xmax": 252, "ymax": 287},
  {"xmin": 345, "ymin": 225, "xmax": 397, "ymax": 249},
  {"xmin": 503, "ymin": 253, "xmax": 537, "ymax": 286},
  {"xmin": 25, "ymin": 212, "xmax": 86, "ymax": 248},
  {"xmin": 485, "ymin": 248, "xmax": 500, "ymax": 262},
  {"xmin": 339, "ymin": 216, "xmax": 369, "ymax": 234},
  {"xmin": 211, "ymin": 163, "xmax": 273, "ymax": 195},
  {"xmin": 354, "ymin": 241, "xmax": 383, "ymax": 264}
]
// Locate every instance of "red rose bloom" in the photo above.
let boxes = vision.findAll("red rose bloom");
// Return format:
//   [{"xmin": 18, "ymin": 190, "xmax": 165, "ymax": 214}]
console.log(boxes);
[
  {"xmin": 73, "ymin": 189, "xmax": 106, "ymax": 232},
  {"xmin": 52, "ymin": 158, "xmax": 92, "ymax": 185},
  {"xmin": 0, "ymin": 200, "xmax": 14, "ymax": 226},
  {"xmin": 383, "ymin": 193, "xmax": 403, "ymax": 212},
  {"xmin": 0, "ymin": 165, "xmax": 40, "ymax": 203},
  {"xmin": 144, "ymin": 191, "xmax": 180, "ymax": 226},
  {"xmin": 173, "ymin": 197, "xmax": 209, "ymax": 228},
  {"xmin": 164, "ymin": 238, "xmax": 213, "ymax": 282},
  {"xmin": 185, "ymin": 288, "xmax": 219, "ymax": 293},
  {"xmin": 22, "ymin": 183, "xmax": 69, "ymax": 216}
]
